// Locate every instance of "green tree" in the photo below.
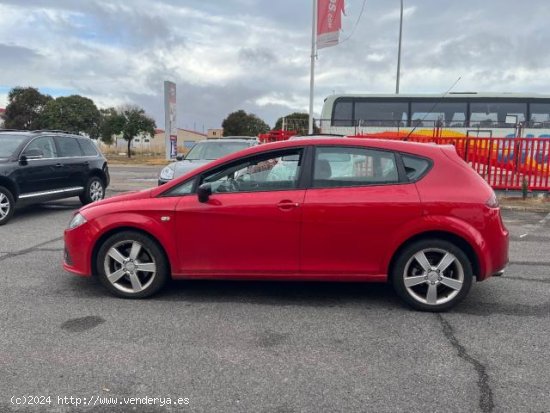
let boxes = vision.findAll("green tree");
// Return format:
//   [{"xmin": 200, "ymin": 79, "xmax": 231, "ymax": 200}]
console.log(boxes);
[
  {"xmin": 274, "ymin": 112, "xmax": 319, "ymax": 135},
  {"xmin": 98, "ymin": 107, "xmax": 125, "ymax": 145},
  {"xmin": 106, "ymin": 106, "xmax": 156, "ymax": 158},
  {"xmin": 3, "ymin": 87, "xmax": 52, "ymax": 130},
  {"xmin": 221, "ymin": 110, "xmax": 270, "ymax": 137},
  {"xmin": 39, "ymin": 95, "xmax": 101, "ymax": 138}
]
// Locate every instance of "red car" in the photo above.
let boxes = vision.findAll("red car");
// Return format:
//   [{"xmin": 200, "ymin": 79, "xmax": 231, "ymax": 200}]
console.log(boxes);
[{"xmin": 64, "ymin": 138, "xmax": 508, "ymax": 311}]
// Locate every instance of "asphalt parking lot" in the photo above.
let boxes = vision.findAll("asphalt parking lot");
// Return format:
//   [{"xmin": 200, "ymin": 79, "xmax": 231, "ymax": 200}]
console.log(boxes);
[{"xmin": 1, "ymin": 165, "xmax": 549, "ymax": 412}]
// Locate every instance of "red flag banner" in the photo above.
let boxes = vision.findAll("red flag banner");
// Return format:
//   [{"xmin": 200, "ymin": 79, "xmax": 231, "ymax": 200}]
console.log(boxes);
[{"xmin": 317, "ymin": 0, "xmax": 345, "ymax": 49}]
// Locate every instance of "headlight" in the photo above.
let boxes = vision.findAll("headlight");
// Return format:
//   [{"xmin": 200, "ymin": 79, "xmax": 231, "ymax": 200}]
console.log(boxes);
[
  {"xmin": 160, "ymin": 164, "xmax": 175, "ymax": 180},
  {"xmin": 68, "ymin": 213, "xmax": 87, "ymax": 229}
]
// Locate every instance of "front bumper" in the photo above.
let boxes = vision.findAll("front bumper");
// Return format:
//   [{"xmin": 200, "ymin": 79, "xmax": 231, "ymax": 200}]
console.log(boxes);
[{"xmin": 63, "ymin": 224, "xmax": 94, "ymax": 277}]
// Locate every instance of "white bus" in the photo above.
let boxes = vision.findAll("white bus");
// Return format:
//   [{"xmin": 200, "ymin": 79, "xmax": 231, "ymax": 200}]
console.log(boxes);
[{"xmin": 319, "ymin": 92, "xmax": 550, "ymax": 139}]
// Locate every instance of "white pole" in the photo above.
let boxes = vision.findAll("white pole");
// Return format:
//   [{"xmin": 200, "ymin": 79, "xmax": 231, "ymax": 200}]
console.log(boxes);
[
  {"xmin": 396, "ymin": 0, "xmax": 403, "ymax": 94},
  {"xmin": 308, "ymin": 0, "xmax": 317, "ymax": 134},
  {"xmin": 282, "ymin": 116, "xmax": 286, "ymax": 131}
]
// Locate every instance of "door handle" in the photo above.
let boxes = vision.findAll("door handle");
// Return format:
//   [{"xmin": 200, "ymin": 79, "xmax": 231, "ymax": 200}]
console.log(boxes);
[
  {"xmin": 55, "ymin": 163, "xmax": 63, "ymax": 168},
  {"xmin": 277, "ymin": 200, "xmax": 300, "ymax": 211}
]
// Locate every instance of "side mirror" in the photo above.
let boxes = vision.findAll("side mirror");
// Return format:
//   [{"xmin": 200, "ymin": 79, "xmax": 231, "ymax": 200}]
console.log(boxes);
[
  {"xmin": 19, "ymin": 155, "xmax": 28, "ymax": 166},
  {"xmin": 176, "ymin": 154, "xmax": 184, "ymax": 161},
  {"xmin": 197, "ymin": 183, "xmax": 212, "ymax": 203},
  {"xmin": 22, "ymin": 148, "xmax": 44, "ymax": 159}
]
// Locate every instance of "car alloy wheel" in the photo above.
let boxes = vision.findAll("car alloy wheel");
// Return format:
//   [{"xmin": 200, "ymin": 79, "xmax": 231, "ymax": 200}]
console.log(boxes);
[
  {"xmin": 103, "ymin": 240, "xmax": 157, "ymax": 294},
  {"xmin": 96, "ymin": 231, "xmax": 168, "ymax": 298},
  {"xmin": 0, "ymin": 186, "xmax": 15, "ymax": 225},
  {"xmin": 403, "ymin": 248, "xmax": 464, "ymax": 306},
  {"xmin": 90, "ymin": 180, "xmax": 104, "ymax": 202},
  {"xmin": 0, "ymin": 192, "xmax": 10, "ymax": 221},
  {"xmin": 392, "ymin": 239, "xmax": 473, "ymax": 311}
]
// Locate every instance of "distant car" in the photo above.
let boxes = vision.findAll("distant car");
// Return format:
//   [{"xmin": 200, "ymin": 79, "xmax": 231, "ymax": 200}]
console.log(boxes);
[
  {"xmin": 64, "ymin": 138, "xmax": 508, "ymax": 311},
  {"xmin": 0, "ymin": 130, "xmax": 109, "ymax": 225},
  {"xmin": 158, "ymin": 137, "xmax": 258, "ymax": 185}
]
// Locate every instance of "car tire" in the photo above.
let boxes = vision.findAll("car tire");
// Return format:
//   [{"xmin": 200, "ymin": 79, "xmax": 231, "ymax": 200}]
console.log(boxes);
[
  {"xmin": 80, "ymin": 176, "xmax": 105, "ymax": 205},
  {"xmin": 0, "ymin": 186, "xmax": 15, "ymax": 226},
  {"xmin": 391, "ymin": 238, "xmax": 473, "ymax": 312},
  {"xmin": 96, "ymin": 231, "xmax": 169, "ymax": 298}
]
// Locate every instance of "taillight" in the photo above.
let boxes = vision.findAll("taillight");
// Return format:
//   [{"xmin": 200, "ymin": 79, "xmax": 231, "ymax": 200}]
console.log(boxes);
[{"xmin": 486, "ymin": 193, "xmax": 499, "ymax": 208}]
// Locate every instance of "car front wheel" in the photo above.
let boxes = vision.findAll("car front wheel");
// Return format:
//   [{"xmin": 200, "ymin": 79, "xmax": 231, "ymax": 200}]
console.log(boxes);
[
  {"xmin": 0, "ymin": 186, "xmax": 15, "ymax": 226},
  {"xmin": 391, "ymin": 239, "xmax": 473, "ymax": 311},
  {"xmin": 96, "ymin": 231, "xmax": 168, "ymax": 298},
  {"xmin": 80, "ymin": 176, "xmax": 105, "ymax": 205}
]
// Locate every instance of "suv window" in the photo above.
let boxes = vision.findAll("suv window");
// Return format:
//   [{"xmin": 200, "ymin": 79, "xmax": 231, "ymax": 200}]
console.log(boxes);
[
  {"xmin": 78, "ymin": 139, "xmax": 99, "ymax": 156},
  {"xmin": 313, "ymin": 147, "xmax": 399, "ymax": 188},
  {"xmin": 202, "ymin": 149, "xmax": 303, "ymax": 193},
  {"xmin": 24, "ymin": 136, "xmax": 58, "ymax": 158},
  {"xmin": 56, "ymin": 137, "xmax": 83, "ymax": 157}
]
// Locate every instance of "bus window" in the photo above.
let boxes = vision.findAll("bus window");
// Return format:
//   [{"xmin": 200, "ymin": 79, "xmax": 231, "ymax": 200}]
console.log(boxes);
[
  {"xmin": 411, "ymin": 101, "xmax": 467, "ymax": 127},
  {"xmin": 470, "ymin": 102, "xmax": 526, "ymax": 127},
  {"xmin": 529, "ymin": 103, "xmax": 550, "ymax": 128},
  {"xmin": 354, "ymin": 101, "xmax": 408, "ymax": 127},
  {"xmin": 332, "ymin": 99, "xmax": 353, "ymax": 126}
]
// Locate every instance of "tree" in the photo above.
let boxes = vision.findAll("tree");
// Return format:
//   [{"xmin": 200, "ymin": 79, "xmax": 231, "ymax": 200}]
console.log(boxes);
[
  {"xmin": 221, "ymin": 110, "xmax": 270, "ymax": 137},
  {"xmin": 39, "ymin": 95, "xmax": 101, "ymax": 138},
  {"xmin": 3, "ymin": 87, "xmax": 52, "ymax": 130},
  {"xmin": 106, "ymin": 106, "xmax": 156, "ymax": 158},
  {"xmin": 98, "ymin": 107, "xmax": 125, "ymax": 145},
  {"xmin": 274, "ymin": 112, "xmax": 319, "ymax": 135}
]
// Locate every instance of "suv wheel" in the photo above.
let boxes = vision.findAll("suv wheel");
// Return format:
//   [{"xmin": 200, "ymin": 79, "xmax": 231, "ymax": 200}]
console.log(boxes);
[
  {"xmin": 80, "ymin": 176, "xmax": 105, "ymax": 205},
  {"xmin": 0, "ymin": 186, "xmax": 15, "ymax": 226},
  {"xmin": 391, "ymin": 239, "xmax": 473, "ymax": 312}
]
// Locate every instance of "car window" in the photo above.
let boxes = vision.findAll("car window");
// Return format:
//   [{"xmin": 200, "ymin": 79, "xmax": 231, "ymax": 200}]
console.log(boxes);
[
  {"xmin": 202, "ymin": 149, "xmax": 303, "ymax": 193},
  {"xmin": 203, "ymin": 142, "xmax": 251, "ymax": 160},
  {"xmin": 402, "ymin": 154, "xmax": 431, "ymax": 181},
  {"xmin": 78, "ymin": 139, "xmax": 99, "ymax": 156},
  {"xmin": 0, "ymin": 135, "xmax": 28, "ymax": 158},
  {"xmin": 56, "ymin": 137, "xmax": 83, "ymax": 157},
  {"xmin": 165, "ymin": 179, "xmax": 195, "ymax": 196},
  {"xmin": 313, "ymin": 147, "xmax": 399, "ymax": 188},
  {"xmin": 24, "ymin": 136, "xmax": 58, "ymax": 158}
]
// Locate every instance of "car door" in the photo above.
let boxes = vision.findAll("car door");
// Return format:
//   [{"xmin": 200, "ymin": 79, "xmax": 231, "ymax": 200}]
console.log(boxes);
[
  {"xmin": 173, "ymin": 147, "xmax": 306, "ymax": 276},
  {"xmin": 301, "ymin": 145, "xmax": 422, "ymax": 277},
  {"xmin": 54, "ymin": 136, "xmax": 88, "ymax": 189},
  {"xmin": 16, "ymin": 136, "xmax": 65, "ymax": 195}
]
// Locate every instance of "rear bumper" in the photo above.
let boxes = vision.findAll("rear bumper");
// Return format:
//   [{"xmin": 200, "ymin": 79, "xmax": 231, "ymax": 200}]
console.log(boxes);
[{"xmin": 478, "ymin": 209, "xmax": 509, "ymax": 281}]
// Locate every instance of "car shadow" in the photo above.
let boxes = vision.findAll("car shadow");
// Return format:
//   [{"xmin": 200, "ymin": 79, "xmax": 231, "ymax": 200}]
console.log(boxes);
[
  {"xmin": 66, "ymin": 276, "xmax": 403, "ymax": 309},
  {"xmin": 13, "ymin": 198, "xmax": 82, "ymax": 220},
  {"xmin": 165, "ymin": 279, "xmax": 403, "ymax": 309}
]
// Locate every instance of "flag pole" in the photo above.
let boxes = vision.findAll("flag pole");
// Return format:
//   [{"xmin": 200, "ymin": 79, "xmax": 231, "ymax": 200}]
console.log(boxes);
[
  {"xmin": 308, "ymin": 0, "xmax": 317, "ymax": 134},
  {"xmin": 395, "ymin": 0, "xmax": 403, "ymax": 94}
]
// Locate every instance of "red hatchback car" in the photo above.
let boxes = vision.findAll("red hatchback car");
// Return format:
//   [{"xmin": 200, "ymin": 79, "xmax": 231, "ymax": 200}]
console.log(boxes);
[{"xmin": 64, "ymin": 138, "xmax": 508, "ymax": 311}]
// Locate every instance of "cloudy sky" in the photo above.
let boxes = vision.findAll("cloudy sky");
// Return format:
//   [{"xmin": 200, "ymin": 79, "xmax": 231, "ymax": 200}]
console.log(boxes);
[{"xmin": 1, "ymin": 0, "xmax": 550, "ymax": 131}]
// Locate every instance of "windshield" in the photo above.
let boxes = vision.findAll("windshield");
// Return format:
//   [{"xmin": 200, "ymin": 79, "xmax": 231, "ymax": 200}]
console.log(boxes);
[
  {"xmin": 0, "ymin": 134, "xmax": 27, "ymax": 158},
  {"xmin": 185, "ymin": 141, "xmax": 251, "ymax": 161}
]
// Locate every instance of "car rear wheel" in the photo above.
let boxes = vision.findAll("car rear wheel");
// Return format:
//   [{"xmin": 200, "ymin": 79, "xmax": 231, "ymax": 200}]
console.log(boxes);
[
  {"xmin": 0, "ymin": 186, "xmax": 15, "ymax": 226},
  {"xmin": 80, "ymin": 176, "xmax": 105, "ymax": 205},
  {"xmin": 96, "ymin": 231, "xmax": 168, "ymax": 298},
  {"xmin": 391, "ymin": 239, "xmax": 473, "ymax": 311}
]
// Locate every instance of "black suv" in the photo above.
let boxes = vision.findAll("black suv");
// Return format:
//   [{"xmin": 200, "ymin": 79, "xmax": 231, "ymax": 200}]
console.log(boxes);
[{"xmin": 0, "ymin": 130, "xmax": 110, "ymax": 225}]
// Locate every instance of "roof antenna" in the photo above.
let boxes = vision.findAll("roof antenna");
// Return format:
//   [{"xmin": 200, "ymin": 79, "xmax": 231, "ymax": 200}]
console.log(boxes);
[{"xmin": 405, "ymin": 76, "xmax": 462, "ymax": 141}]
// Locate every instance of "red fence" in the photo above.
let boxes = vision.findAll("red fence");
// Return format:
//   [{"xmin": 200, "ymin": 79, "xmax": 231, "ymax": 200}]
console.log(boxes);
[{"xmin": 351, "ymin": 134, "xmax": 550, "ymax": 191}]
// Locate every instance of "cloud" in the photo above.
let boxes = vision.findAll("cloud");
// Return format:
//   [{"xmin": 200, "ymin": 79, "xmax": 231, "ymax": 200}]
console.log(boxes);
[{"xmin": 1, "ymin": 0, "xmax": 550, "ymax": 130}]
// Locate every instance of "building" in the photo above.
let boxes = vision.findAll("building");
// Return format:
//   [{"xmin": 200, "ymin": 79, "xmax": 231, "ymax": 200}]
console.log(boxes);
[
  {"xmin": 207, "ymin": 128, "xmax": 224, "ymax": 138},
  {"xmin": 99, "ymin": 128, "xmax": 208, "ymax": 155}
]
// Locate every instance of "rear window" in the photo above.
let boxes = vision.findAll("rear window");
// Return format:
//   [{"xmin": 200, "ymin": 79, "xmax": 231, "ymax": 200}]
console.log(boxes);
[
  {"xmin": 402, "ymin": 155, "xmax": 431, "ymax": 181},
  {"xmin": 78, "ymin": 139, "xmax": 99, "ymax": 156}
]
